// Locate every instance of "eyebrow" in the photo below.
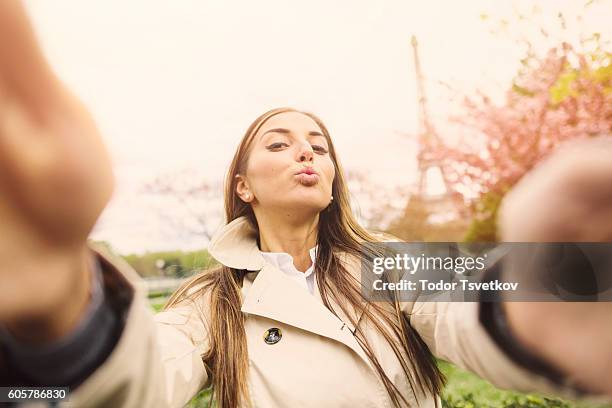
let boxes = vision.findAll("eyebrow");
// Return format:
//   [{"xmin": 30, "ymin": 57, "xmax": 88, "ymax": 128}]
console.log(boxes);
[{"xmin": 259, "ymin": 128, "xmax": 325, "ymax": 141}]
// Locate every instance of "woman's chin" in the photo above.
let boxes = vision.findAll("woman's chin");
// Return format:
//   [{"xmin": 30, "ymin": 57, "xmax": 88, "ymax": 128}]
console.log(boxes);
[{"xmin": 276, "ymin": 198, "xmax": 327, "ymax": 214}]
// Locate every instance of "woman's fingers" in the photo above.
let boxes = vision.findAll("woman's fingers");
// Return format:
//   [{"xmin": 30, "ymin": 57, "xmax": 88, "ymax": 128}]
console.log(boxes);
[
  {"xmin": 505, "ymin": 300, "xmax": 612, "ymax": 396},
  {"xmin": 501, "ymin": 136, "xmax": 612, "ymax": 396},
  {"xmin": 500, "ymin": 135, "xmax": 612, "ymax": 242},
  {"xmin": 0, "ymin": 92, "xmax": 114, "ymax": 242}
]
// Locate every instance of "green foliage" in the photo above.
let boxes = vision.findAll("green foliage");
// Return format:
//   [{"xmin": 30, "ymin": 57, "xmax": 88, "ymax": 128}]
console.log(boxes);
[
  {"xmin": 443, "ymin": 392, "xmax": 479, "ymax": 408},
  {"xmin": 590, "ymin": 52, "xmax": 612, "ymax": 95},
  {"xmin": 187, "ymin": 389, "xmax": 213, "ymax": 408},
  {"xmin": 463, "ymin": 188, "xmax": 508, "ymax": 243},
  {"xmin": 549, "ymin": 67, "xmax": 579, "ymax": 106},
  {"xmin": 443, "ymin": 392, "xmax": 574, "ymax": 408},
  {"xmin": 549, "ymin": 50, "xmax": 611, "ymax": 106},
  {"xmin": 438, "ymin": 360, "xmax": 609, "ymax": 408},
  {"xmin": 122, "ymin": 249, "xmax": 216, "ymax": 278},
  {"xmin": 150, "ymin": 300, "xmax": 165, "ymax": 313},
  {"xmin": 512, "ymin": 83, "xmax": 536, "ymax": 97}
]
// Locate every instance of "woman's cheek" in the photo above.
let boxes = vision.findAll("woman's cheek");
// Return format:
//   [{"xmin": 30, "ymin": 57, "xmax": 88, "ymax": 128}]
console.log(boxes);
[{"xmin": 254, "ymin": 163, "xmax": 284, "ymax": 192}]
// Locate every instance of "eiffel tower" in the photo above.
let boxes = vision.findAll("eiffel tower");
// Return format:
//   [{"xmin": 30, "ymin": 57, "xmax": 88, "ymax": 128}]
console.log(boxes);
[{"xmin": 387, "ymin": 36, "xmax": 468, "ymax": 241}]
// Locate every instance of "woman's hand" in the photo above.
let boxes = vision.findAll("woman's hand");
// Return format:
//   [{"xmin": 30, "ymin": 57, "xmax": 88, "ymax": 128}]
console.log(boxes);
[
  {"xmin": 0, "ymin": 1, "xmax": 114, "ymax": 341},
  {"xmin": 499, "ymin": 136, "xmax": 612, "ymax": 396}
]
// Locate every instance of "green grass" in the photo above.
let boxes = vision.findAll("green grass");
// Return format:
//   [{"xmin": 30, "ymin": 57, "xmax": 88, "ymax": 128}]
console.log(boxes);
[
  {"xmin": 150, "ymin": 298, "xmax": 167, "ymax": 312},
  {"xmin": 438, "ymin": 360, "xmax": 611, "ymax": 408},
  {"xmin": 186, "ymin": 389, "xmax": 213, "ymax": 408}
]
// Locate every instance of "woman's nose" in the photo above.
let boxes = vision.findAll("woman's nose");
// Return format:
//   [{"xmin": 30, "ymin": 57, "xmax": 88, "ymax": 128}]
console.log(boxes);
[{"xmin": 297, "ymin": 145, "xmax": 314, "ymax": 163}]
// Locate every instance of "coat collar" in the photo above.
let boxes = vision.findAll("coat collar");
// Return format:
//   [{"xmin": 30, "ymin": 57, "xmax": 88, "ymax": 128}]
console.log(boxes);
[
  {"xmin": 207, "ymin": 216, "xmax": 265, "ymax": 271},
  {"xmin": 207, "ymin": 216, "xmax": 374, "ymax": 371}
]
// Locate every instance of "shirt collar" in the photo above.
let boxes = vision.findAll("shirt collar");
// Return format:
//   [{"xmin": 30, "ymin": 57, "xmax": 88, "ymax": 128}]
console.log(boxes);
[{"xmin": 260, "ymin": 246, "xmax": 318, "ymax": 277}]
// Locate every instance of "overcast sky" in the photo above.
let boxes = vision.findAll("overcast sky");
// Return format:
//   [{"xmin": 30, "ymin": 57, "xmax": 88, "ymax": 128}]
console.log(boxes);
[{"xmin": 23, "ymin": 0, "xmax": 611, "ymax": 253}]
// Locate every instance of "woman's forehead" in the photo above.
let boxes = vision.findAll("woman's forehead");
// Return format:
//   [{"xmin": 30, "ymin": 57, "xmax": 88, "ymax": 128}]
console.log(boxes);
[{"xmin": 255, "ymin": 111, "xmax": 324, "ymax": 138}]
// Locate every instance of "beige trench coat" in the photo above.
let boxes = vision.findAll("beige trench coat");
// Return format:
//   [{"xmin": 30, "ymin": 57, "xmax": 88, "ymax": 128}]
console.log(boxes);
[{"xmin": 65, "ymin": 216, "xmax": 590, "ymax": 408}]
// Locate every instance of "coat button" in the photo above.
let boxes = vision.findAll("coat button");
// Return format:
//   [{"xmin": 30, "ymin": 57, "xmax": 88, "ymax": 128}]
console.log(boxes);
[{"xmin": 263, "ymin": 327, "xmax": 282, "ymax": 344}]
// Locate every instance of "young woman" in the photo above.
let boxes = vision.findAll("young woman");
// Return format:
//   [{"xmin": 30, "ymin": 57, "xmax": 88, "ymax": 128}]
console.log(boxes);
[{"xmin": 1, "ymin": 2, "xmax": 611, "ymax": 407}]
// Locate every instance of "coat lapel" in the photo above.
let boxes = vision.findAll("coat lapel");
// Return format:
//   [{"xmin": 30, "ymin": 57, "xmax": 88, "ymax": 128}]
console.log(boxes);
[{"xmin": 208, "ymin": 216, "xmax": 374, "ymax": 371}]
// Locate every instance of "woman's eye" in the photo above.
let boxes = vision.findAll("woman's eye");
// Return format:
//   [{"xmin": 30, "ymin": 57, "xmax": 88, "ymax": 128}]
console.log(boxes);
[
  {"xmin": 312, "ymin": 145, "xmax": 328, "ymax": 154},
  {"xmin": 267, "ymin": 142, "xmax": 289, "ymax": 149}
]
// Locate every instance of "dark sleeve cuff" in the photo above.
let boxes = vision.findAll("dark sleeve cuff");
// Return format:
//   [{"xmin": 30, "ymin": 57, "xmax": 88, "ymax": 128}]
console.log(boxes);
[{"xmin": 0, "ymin": 251, "xmax": 125, "ymax": 388}]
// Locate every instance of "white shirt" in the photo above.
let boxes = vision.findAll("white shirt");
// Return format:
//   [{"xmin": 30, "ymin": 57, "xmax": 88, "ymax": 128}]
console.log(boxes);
[{"xmin": 260, "ymin": 246, "xmax": 318, "ymax": 295}]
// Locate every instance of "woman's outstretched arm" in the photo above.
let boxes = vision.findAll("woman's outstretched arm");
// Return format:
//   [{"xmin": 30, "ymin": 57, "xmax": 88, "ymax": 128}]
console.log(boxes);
[
  {"xmin": 0, "ymin": 3, "xmax": 210, "ymax": 406},
  {"xmin": 0, "ymin": 0, "xmax": 114, "ymax": 342},
  {"xmin": 406, "ymin": 136, "xmax": 612, "ymax": 402},
  {"xmin": 499, "ymin": 136, "xmax": 612, "ymax": 397}
]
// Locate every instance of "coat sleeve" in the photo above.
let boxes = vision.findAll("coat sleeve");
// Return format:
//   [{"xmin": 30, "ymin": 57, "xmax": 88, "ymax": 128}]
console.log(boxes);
[
  {"xmin": 363, "ymin": 233, "xmax": 605, "ymax": 403},
  {"xmin": 405, "ymin": 298, "xmax": 609, "ymax": 404},
  {"xmin": 64, "ymin": 242, "xmax": 211, "ymax": 408}
]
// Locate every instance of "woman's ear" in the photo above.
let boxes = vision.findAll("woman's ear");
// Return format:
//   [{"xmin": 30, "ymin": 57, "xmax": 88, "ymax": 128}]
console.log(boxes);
[{"xmin": 235, "ymin": 174, "xmax": 253, "ymax": 202}]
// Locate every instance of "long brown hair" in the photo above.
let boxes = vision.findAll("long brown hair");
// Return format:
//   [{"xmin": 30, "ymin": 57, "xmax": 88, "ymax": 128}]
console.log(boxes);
[{"xmin": 164, "ymin": 107, "xmax": 446, "ymax": 407}]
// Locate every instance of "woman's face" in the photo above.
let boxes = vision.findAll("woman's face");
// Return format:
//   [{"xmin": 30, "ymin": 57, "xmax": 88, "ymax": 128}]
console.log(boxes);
[{"xmin": 237, "ymin": 111, "xmax": 335, "ymax": 214}]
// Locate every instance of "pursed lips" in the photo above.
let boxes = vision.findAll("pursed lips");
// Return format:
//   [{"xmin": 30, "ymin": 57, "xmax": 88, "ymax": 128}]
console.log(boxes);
[
  {"xmin": 294, "ymin": 166, "xmax": 320, "ymax": 186},
  {"xmin": 295, "ymin": 166, "xmax": 318, "ymax": 176}
]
